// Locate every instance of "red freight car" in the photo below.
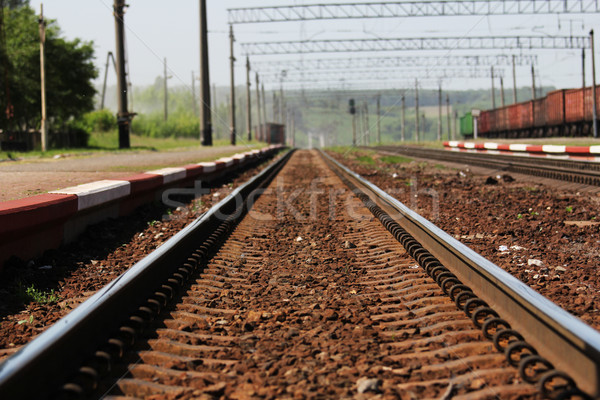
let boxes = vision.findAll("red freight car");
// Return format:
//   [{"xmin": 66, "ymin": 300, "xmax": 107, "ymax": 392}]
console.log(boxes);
[
  {"xmin": 545, "ymin": 89, "xmax": 565, "ymax": 127},
  {"xmin": 478, "ymin": 110, "xmax": 490, "ymax": 135},
  {"xmin": 474, "ymin": 85, "xmax": 598, "ymax": 138}
]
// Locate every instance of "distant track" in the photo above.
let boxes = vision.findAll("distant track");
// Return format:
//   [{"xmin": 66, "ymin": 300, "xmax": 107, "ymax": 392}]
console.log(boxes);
[{"xmin": 371, "ymin": 145, "xmax": 600, "ymax": 187}]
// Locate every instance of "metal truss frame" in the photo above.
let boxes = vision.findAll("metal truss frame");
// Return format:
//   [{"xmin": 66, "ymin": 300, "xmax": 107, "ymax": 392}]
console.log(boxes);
[
  {"xmin": 228, "ymin": 1, "xmax": 600, "ymax": 24},
  {"xmin": 251, "ymin": 54, "xmax": 537, "ymax": 73},
  {"xmin": 242, "ymin": 36, "xmax": 589, "ymax": 55}
]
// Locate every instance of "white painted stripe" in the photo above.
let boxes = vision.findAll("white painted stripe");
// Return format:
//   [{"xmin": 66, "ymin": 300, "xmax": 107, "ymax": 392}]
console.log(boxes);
[
  {"xmin": 590, "ymin": 146, "xmax": 600, "ymax": 154},
  {"xmin": 447, "ymin": 141, "xmax": 459, "ymax": 147},
  {"xmin": 483, "ymin": 142, "xmax": 499, "ymax": 150},
  {"xmin": 51, "ymin": 180, "xmax": 131, "ymax": 211},
  {"xmin": 542, "ymin": 145, "xmax": 566, "ymax": 153},
  {"xmin": 464, "ymin": 142, "xmax": 476, "ymax": 149},
  {"xmin": 197, "ymin": 162, "xmax": 216, "ymax": 173},
  {"xmin": 509, "ymin": 144, "xmax": 529, "ymax": 152},
  {"xmin": 145, "ymin": 167, "xmax": 187, "ymax": 184}
]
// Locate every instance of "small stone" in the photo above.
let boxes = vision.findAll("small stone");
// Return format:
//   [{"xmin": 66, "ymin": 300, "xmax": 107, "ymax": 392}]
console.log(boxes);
[
  {"xmin": 528, "ymin": 259, "xmax": 544, "ymax": 267},
  {"xmin": 343, "ymin": 241, "xmax": 357, "ymax": 249},
  {"xmin": 356, "ymin": 377, "xmax": 382, "ymax": 394},
  {"xmin": 555, "ymin": 266, "xmax": 567, "ymax": 272},
  {"xmin": 38, "ymin": 265, "xmax": 52, "ymax": 270},
  {"xmin": 295, "ymin": 236, "xmax": 303, "ymax": 242},
  {"xmin": 485, "ymin": 176, "xmax": 498, "ymax": 185}
]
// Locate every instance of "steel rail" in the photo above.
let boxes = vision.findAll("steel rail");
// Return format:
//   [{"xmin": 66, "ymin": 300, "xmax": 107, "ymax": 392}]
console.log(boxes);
[
  {"xmin": 373, "ymin": 145, "xmax": 600, "ymax": 186},
  {"xmin": 0, "ymin": 149, "xmax": 293, "ymax": 399},
  {"xmin": 320, "ymin": 149, "xmax": 600, "ymax": 397}
]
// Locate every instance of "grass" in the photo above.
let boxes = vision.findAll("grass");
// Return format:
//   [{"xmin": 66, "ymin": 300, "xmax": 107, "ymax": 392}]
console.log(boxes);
[
  {"xmin": 380, "ymin": 155, "xmax": 412, "ymax": 164},
  {"xmin": 1, "ymin": 130, "xmax": 266, "ymax": 162},
  {"xmin": 356, "ymin": 155, "xmax": 375, "ymax": 165}
]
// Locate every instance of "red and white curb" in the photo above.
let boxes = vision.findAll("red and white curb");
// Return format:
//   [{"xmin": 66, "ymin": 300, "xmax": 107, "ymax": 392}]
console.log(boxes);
[
  {"xmin": 0, "ymin": 145, "xmax": 283, "ymax": 266},
  {"xmin": 444, "ymin": 141, "xmax": 600, "ymax": 161}
]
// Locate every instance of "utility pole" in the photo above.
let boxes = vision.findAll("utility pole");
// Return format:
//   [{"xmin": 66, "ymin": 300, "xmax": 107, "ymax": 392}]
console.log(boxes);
[
  {"xmin": 531, "ymin": 65, "xmax": 536, "ymax": 100},
  {"xmin": 255, "ymin": 73, "xmax": 262, "ymax": 141},
  {"xmin": 401, "ymin": 95, "xmax": 405, "ymax": 141},
  {"xmin": 114, "ymin": 0, "xmax": 130, "ymax": 149},
  {"xmin": 163, "ymin": 58, "xmax": 168, "ymax": 121},
  {"xmin": 352, "ymin": 113, "xmax": 357, "ymax": 146},
  {"xmin": 421, "ymin": 114, "xmax": 426, "ymax": 140},
  {"xmin": 491, "ymin": 66, "xmax": 496, "ymax": 109},
  {"xmin": 512, "ymin": 55, "xmax": 517, "ymax": 104},
  {"xmin": 437, "ymin": 84, "xmax": 442, "ymax": 141},
  {"xmin": 100, "ymin": 52, "xmax": 116, "ymax": 110},
  {"xmin": 582, "ymin": 48, "xmax": 586, "ymax": 88},
  {"xmin": 261, "ymin": 83, "xmax": 267, "ymax": 140},
  {"xmin": 228, "ymin": 24, "xmax": 236, "ymax": 145},
  {"xmin": 376, "ymin": 94, "xmax": 381, "ymax": 143},
  {"xmin": 191, "ymin": 71, "xmax": 198, "ymax": 117},
  {"xmin": 415, "ymin": 79, "xmax": 419, "ymax": 142},
  {"xmin": 279, "ymin": 71, "xmax": 286, "ymax": 124},
  {"xmin": 291, "ymin": 110, "xmax": 295, "ymax": 147},
  {"xmin": 199, "ymin": 0, "xmax": 212, "ymax": 145},
  {"xmin": 39, "ymin": 4, "xmax": 48, "ymax": 151},
  {"xmin": 591, "ymin": 30, "xmax": 598, "ymax": 138},
  {"xmin": 272, "ymin": 92, "xmax": 277, "ymax": 123},
  {"xmin": 446, "ymin": 93, "xmax": 451, "ymax": 140},
  {"xmin": 364, "ymin": 102, "xmax": 370, "ymax": 145},
  {"xmin": 246, "ymin": 57, "xmax": 252, "ymax": 141},
  {"xmin": 453, "ymin": 110, "xmax": 458, "ymax": 140},
  {"xmin": 500, "ymin": 77, "xmax": 506, "ymax": 107}
]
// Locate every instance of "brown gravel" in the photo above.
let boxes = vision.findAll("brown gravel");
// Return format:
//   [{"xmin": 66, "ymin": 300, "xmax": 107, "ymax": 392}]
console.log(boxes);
[
  {"xmin": 329, "ymin": 149, "xmax": 600, "ymax": 330},
  {"xmin": 104, "ymin": 150, "xmax": 536, "ymax": 399},
  {"xmin": 0, "ymin": 155, "xmax": 277, "ymax": 360}
]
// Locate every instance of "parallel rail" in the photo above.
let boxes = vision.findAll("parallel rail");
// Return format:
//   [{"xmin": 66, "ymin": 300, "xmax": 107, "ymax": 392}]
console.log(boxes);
[
  {"xmin": 371, "ymin": 145, "xmax": 600, "ymax": 186},
  {"xmin": 322, "ymin": 150, "xmax": 600, "ymax": 398},
  {"xmin": 0, "ymin": 149, "xmax": 294, "ymax": 399}
]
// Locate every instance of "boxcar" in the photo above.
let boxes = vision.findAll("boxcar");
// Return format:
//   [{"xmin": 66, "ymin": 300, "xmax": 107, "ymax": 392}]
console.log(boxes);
[{"xmin": 460, "ymin": 112, "xmax": 473, "ymax": 137}]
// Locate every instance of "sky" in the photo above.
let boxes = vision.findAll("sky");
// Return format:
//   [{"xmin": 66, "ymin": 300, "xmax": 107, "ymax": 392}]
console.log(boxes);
[{"xmin": 28, "ymin": 0, "xmax": 600, "ymax": 92}]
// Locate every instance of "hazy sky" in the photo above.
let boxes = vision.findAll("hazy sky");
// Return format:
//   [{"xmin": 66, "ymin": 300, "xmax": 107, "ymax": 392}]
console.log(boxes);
[{"xmin": 28, "ymin": 1, "xmax": 599, "ymax": 91}]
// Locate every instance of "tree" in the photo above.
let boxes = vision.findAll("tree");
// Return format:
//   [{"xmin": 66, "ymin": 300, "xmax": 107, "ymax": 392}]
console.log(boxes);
[{"xmin": 0, "ymin": 4, "xmax": 97, "ymax": 132}]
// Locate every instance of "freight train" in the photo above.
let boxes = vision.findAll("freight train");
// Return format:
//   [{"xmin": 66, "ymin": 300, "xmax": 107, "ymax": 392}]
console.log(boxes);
[{"xmin": 460, "ymin": 85, "xmax": 600, "ymax": 138}]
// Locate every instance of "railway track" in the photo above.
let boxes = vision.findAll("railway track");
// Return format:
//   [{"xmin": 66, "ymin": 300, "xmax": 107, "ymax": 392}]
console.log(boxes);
[
  {"xmin": 1, "ymin": 149, "xmax": 599, "ymax": 399},
  {"xmin": 371, "ymin": 145, "xmax": 600, "ymax": 187}
]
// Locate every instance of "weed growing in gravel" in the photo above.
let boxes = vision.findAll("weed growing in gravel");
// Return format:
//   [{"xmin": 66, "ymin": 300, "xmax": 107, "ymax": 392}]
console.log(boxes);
[
  {"xmin": 566, "ymin": 206, "xmax": 574, "ymax": 213},
  {"xmin": 148, "ymin": 220, "xmax": 158, "ymax": 227},
  {"xmin": 380, "ymin": 155, "xmax": 412, "ymax": 164},
  {"xmin": 517, "ymin": 214, "xmax": 523, "ymax": 219},
  {"xmin": 356, "ymin": 155, "xmax": 375, "ymax": 165},
  {"xmin": 18, "ymin": 284, "xmax": 60, "ymax": 304}
]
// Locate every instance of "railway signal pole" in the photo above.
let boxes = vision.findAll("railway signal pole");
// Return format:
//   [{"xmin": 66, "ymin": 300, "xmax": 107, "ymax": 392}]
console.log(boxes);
[
  {"xmin": 531, "ymin": 65, "xmax": 536, "ymax": 100},
  {"xmin": 199, "ymin": 0, "xmax": 212, "ymax": 146},
  {"xmin": 114, "ymin": 0, "xmax": 130, "ymax": 149},
  {"xmin": 39, "ymin": 4, "xmax": 47, "ymax": 152}
]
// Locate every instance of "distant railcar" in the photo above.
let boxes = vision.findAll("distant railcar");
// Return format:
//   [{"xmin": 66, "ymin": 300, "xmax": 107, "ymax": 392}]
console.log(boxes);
[
  {"xmin": 460, "ymin": 85, "xmax": 599, "ymax": 138},
  {"xmin": 255, "ymin": 123, "xmax": 285, "ymax": 144}
]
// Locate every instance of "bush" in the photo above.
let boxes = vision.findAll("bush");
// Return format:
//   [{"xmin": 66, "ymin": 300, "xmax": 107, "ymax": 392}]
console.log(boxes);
[
  {"xmin": 132, "ymin": 112, "xmax": 199, "ymax": 138},
  {"xmin": 83, "ymin": 109, "xmax": 117, "ymax": 132}
]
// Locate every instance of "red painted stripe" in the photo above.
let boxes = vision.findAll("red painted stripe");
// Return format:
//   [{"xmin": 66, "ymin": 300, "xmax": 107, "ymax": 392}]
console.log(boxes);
[
  {"xmin": 565, "ymin": 146, "xmax": 591, "ymax": 155},
  {"xmin": 214, "ymin": 161, "xmax": 226, "ymax": 170},
  {"xmin": 497, "ymin": 144, "xmax": 511, "ymax": 151},
  {"xmin": 183, "ymin": 164, "xmax": 204, "ymax": 179},
  {"xmin": 0, "ymin": 193, "xmax": 78, "ymax": 237},
  {"xmin": 525, "ymin": 145, "xmax": 544, "ymax": 153},
  {"xmin": 474, "ymin": 143, "xmax": 485, "ymax": 150},
  {"xmin": 123, "ymin": 173, "xmax": 163, "ymax": 195}
]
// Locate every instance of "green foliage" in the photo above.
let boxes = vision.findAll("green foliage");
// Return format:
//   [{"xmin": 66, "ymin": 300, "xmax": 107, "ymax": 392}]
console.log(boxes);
[
  {"xmin": 132, "ymin": 112, "xmax": 199, "ymax": 138},
  {"xmin": 18, "ymin": 283, "xmax": 60, "ymax": 304},
  {"xmin": 0, "ymin": 4, "xmax": 97, "ymax": 136},
  {"xmin": 566, "ymin": 206, "xmax": 574, "ymax": 213},
  {"xmin": 356, "ymin": 155, "xmax": 375, "ymax": 165},
  {"xmin": 83, "ymin": 109, "xmax": 116, "ymax": 132},
  {"xmin": 380, "ymin": 155, "xmax": 412, "ymax": 164}
]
